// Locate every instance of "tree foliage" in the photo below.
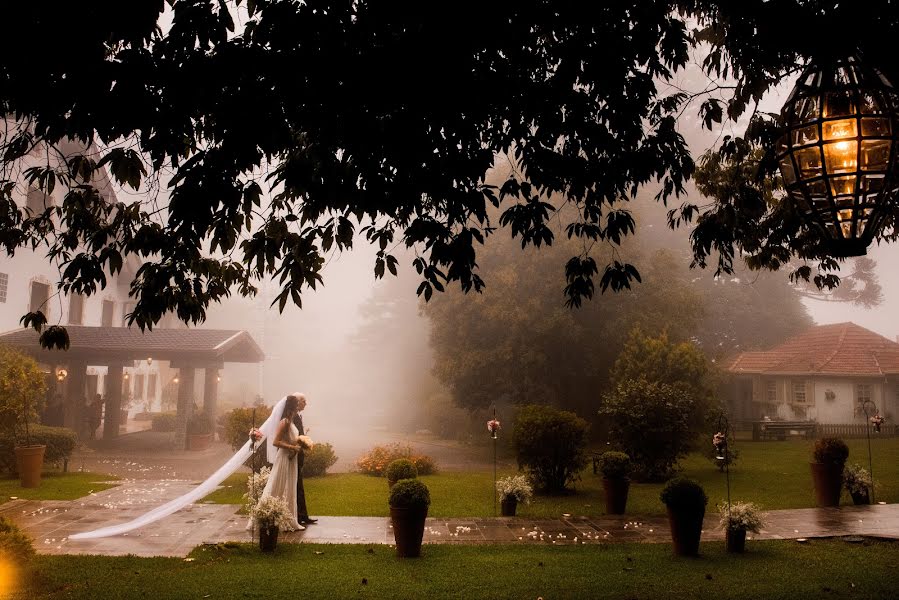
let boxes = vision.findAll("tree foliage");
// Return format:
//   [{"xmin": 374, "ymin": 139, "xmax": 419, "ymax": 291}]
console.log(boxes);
[
  {"xmin": 511, "ymin": 404, "xmax": 590, "ymax": 494},
  {"xmin": 0, "ymin": 346, "xmax": 47, "ymax": 445},
  {"xmin": 2, "ymin": 2, "xmax": 895, "ymax": 345}
]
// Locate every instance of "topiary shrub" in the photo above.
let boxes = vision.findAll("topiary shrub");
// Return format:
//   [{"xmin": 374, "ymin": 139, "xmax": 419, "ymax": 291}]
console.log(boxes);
[
  {"xmin": 660, "ymin": 477, "xmax": 708, "ymax": 514},
  {"xmin": 302, "ymin": 442, "xmax": 338, "ymax": 477},
  {"xmin": 386, "ymin": 458, "xmax": 418, "ymax": 484},
  {"xmin": 388, "ymin": 479, "xmax": 431, "ymax": 509},
  {"xmin": 410, "ymin": 454, "xmax": 437, "ymax": 476},
  {"xmin": 597, "ymin": 451, "xmax": 632, "ymax": 479},
  {"xmin": 223, "ymin": 406, "xmax": 273, "ymax": 450},
  {"xmin": 0, "ymin": 515, "xmax": 35, "ymax": 567},
  {"xmin": 600, "ymin": 379, "xmax": 702, "ymax": 481},
  {"xmin": 151, "ymin": 412, "xmax": 178, "ymax": 432},
  {"xmin": 512, "ymin": 404, "xmax": 589, "ymax": 493},
  {"xmin": 813, "ymin": 437, "xmax": 849, "ymax": 465},
  {"xmin": 0, "ymin": 425, "xmax": 76, "ymax": 474}
]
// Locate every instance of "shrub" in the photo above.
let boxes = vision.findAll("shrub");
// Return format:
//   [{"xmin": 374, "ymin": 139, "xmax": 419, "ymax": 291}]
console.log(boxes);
[
  {"xmin": 0, "ymin": 516, "xmax": 35, "ymax": 567},
  {"xmin": 0, "ymin": 425, "xmax": 76, "ymax": 474},
  {"xmin": 600, "ymin": 379, "xmax": 701, "ymax": 481},
  {"xmin": 511, "ymin": 404, "xmax": 589, "ymax": 493},
  {"xmin": 496, "ymin": 474, "xmax": 534, "ymax": 503},
  {"xmin": 302, "ymin": 442, "xmax": 338, "ymax": 477},
  {"xmin": 187, "ymin": 412, "xmax": 213, "ymax": 435},
  {"xmin": 597, "ymin": 451, "xmax": 632, "ymax": 479},
  {"xmin": 388, "ymin": 479, "xmax": 431, "ymax": 509},
  {"xmin": 0, "ymin": 345, "xmax": 47, "ymax": 445},
  {"xmin": 843, "ymin": 463, "xmax": 874, "ymax": 496},
  {"xmin": 718, "ymin": 500, "xmax": 764, "ymax": 533},
  {"xmin": 223, "ymin": 406, "xmax": 274, "ymax": 450},
  {"xmin": 385, "ymin": 459, "xmax": 418, "ymax": 483},
  {"xmin": 813, "ymin": 437, "xmax": 849, "ymax": 465},
  {"xmin": 660, "ymin": 477, "xmax": 708, "ymax": 513},
  {"xmin": 355, "ymin": 443, "xmax": 437, "ymax": 476},
  {"xmin": 151, "ymin": 413, "xmax": 178, "ymax": 432}
]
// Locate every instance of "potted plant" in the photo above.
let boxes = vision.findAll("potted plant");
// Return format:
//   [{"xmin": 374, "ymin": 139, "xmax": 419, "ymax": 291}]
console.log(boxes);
[
  {"xmin": 843, "ymin": 463, "xmax": 873, "ymax": 505},
  {"xmin": 249, "ymin": 495, "xmax": 293, "ymax": 552},
  {"xmin": 718, "ymin": 501, "xmax": 764, "ymax": 553},
  {"xmin": 186, "ymin": 412, "xmax": 213, "ymax": 451},
  {"xmin": 0, "ymin": 346, "xmax": 48, "ymax": 488},
  {"xmin": 385, "ymin": 458, "xmax": 417, "ymax": 488},
  {"xmin": 389, "ymin": 479, "xmax": 430, "ymax": 557},
  {"xmin": 597, "ymin": 451, "xmax": 632, "ymax": 514},
  {"xmin": 810, "ymin": 437, "xmax": 849, "ymax": 507},
  {"xmin": 660, "ymin": 477, "xmax": 708, "ymax": 556},
  {"xmin": 495, "ymin": 474, "xmax": 533, "ymax": 516}
]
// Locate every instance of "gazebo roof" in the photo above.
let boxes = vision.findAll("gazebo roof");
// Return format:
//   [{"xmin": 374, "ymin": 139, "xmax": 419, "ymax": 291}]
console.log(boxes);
[{"xmin": 0, "ymin": 325, "xmax": 264, "ymax": 365}]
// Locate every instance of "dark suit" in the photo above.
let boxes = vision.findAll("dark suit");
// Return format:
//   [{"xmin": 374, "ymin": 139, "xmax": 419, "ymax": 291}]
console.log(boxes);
[{"xmin": 292, "ymin": 413, "xmax": 310, "ymax": 520}]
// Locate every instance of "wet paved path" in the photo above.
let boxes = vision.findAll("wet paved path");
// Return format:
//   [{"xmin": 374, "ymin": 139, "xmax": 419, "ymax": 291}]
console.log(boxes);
[{"xmin": 3, "ymin": 480, "xmax": 898, "ymax": 557}]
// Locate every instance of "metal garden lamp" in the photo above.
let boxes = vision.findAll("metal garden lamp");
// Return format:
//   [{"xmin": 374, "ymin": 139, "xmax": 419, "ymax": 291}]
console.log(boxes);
[{"xmin": 777, "ymin": 55, "xmax": 899, "ymax": 256}]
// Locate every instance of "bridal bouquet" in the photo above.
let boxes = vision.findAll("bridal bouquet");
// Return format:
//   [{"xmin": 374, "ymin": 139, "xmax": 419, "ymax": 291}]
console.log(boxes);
[{"xmin": 298, "ymin": 435, "xmax": 315, "ymax": 450}]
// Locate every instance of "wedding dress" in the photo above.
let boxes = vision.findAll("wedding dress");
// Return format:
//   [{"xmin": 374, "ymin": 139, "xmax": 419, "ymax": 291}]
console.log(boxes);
[
  {"xmin": 255, "ymin": 419, "xmax": 303, "ymax": 531},
  {"xmin": 69, "ymin": 396, "xmax": 291, "ymax": 540}
]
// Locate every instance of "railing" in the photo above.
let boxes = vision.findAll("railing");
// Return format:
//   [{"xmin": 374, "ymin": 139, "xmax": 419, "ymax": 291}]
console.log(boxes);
[{"xmin": 814, "ymin": 423, "xmax": 897, "ymax": 438}]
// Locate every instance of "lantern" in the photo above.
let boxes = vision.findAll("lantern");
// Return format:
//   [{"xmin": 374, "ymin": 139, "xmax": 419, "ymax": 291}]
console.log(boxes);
[{"xmin": 777, "ymin": 55, "xmax": 899, "ymax": 256}]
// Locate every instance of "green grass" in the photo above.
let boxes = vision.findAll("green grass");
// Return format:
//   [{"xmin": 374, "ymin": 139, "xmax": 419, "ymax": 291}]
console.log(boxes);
[
  {"xmin": 0, "ymin": 472, "xmax": 118, "ymax": 505},
  {"xmin": 15, "ymin": 539, "xmax": 899, "ymax": 599},
  {"xmin": 203, "ymin": 438, "xmax": 899, "ymax": 518}
]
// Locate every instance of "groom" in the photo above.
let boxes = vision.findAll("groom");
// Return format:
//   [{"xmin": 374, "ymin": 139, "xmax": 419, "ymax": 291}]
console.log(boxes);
[{"xmin": 290, "ymin": 392, "xmax": 317, "ymax": 525}]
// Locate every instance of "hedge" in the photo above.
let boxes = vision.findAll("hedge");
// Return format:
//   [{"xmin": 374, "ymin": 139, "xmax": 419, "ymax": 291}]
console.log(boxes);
[
  {"xmin": 151, "ymin": 413, "xmax": 178, "ymax": 432},
  {"xmin": 0, "ymin": 424, "xmax": 77, "ymax": 474}
]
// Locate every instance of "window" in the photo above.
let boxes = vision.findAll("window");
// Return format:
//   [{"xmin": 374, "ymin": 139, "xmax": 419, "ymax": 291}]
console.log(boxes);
[
  {"xmin": 0, "ymin": 272, "xmax": 7, "ymax": 303},
  {"xmin": 122, "ymin": 302, "xmax": 135, "ymax": 327},
  {"xmin": 29, "ymin": 281, "xmax": 50, "ymax": 314},
  {"xmin": 68, "ymin": 293, "xmax": 84, "ymax": 325},
  {"xmin": 133, "ymin": 374, "xmax": 145, "ymax": 400},
  {"xmin": 766, "ymin": 380, "xmax": 777, "ymax": 403},
  {"xmin": 856, "ymin": 383, "xmax": 872, "ymax": 406},
  {"xmin": 147, "ymin": 374, "xmax": 157, "ymax": 398},
  {"xmin": 101, "ymin": 300, "xmax": 115, "ymax": 327},
  {"xmin": 791, "ymin": 380, "xmax": 807, "ymax": 403}
]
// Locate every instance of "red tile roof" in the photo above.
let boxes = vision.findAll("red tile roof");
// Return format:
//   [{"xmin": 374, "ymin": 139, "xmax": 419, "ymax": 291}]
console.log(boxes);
[{"xmin": 726, "ymin": 322, "xmax": 899, "ymax": 376}]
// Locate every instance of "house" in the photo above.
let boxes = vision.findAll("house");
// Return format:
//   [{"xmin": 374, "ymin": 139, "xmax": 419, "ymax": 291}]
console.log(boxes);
[{"xmin": 725, "ymin": 322, "xmax": 899, "ymax": 424}]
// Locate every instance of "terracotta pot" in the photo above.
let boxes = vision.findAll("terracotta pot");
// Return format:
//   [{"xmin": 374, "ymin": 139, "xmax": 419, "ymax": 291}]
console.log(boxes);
[
  {"xmin": 14, "ymin": 445, "xmax": 46, "ymax": 488},
  {"xmin": 850, "ymin": 489, "xmax": 871, "ymax": 505},
  {"xmin": 187, "ymin": 433, "xmax": 213, "ymax": 451},
  {"xmin": 259, "ymin": 524, "xmax": 279, "ymax": 552},
  {"xmin": 666, "ymin": 506, "xmax": 705, "ymax": 557},
  {"xmin": 390, "ymin": 505, "xmax": 428, "ymax": 557},
  {"xmin": 602, "ymin": 477, "xmax": 630, "ymax": 515},
  {"xmin": 500, "ymin": 496, "xmax": 518, "ymax": 517},
  {"xmin": 810, "ymin": 462, "xmax": 844, "ymax": 507},
  {"xmin": 726, "ymin": 528, "xmax": 747, "ymax": 553}
]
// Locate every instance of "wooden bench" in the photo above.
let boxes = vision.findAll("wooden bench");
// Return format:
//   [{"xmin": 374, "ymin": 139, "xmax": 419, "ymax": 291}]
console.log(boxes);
[{"xmin": 752, "ymin": 421, "xmax": 816, "ymax": 441}]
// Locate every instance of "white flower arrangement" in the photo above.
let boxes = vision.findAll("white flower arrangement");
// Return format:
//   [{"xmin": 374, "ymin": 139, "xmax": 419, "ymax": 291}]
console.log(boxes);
[
  {"xmin": 243, "ymin": 466, "xmax": 271, "ymax": 512},
  {"xmin": 250, "ymin": 495, "xmax": 294, "ymax": 530},
  {"xmin": 718, "ymin": 500, "xmax": 764, "ymax": 533},
  {"xmin": 496, "ymin": 474, "xmax": 534, "ymax": 503},
  {"xmin": 843, "ymin": 463, "xmax": 874, "ymax": 496}
]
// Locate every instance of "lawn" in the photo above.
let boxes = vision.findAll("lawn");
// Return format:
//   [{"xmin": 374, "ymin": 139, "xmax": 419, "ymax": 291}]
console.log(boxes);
[
  {"xmin": 202, "ymin": 437, "xmax": 899, "ymax": 518},
  {"xmin": 0, "ymin": 472, "xmax": 118, "ymax": 505},
  {"xmin": 15, "ymin": 538, "xmax": 899, "ymax": 599}
]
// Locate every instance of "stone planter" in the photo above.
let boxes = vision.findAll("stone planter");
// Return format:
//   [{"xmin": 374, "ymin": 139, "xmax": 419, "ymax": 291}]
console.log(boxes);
[
  {"xmin": 500, "ymin": 496, "xmax": 518, "ymax": 517},
  {"xmin": 726, "ymin": 528, "xmax": 747, "ymax": 553},
  {"xmin": 187, "ymin": 433, "xmax": 213, "ymax": 451},
  {"xmin": 259, "ymin": 524, "xmax": 279, "ymax": 552},
  {"xmin": 602, "ymin": 477, "xmax": 630, "ymax": 515},
  {"xmin": 850, "ymin": 489, "xmax": 871, "ymax": 505},
  {"xmin": 390, "ymin": 506, "xmax": 428, "ymax": 557},
  {"xmin": 810, "ymin": 462, "xmax": 844, "ymax": 507},
  {"xmin": 14, "ymin": 445, "xmax": 46, "ymax": 488},
  {"xmin": 666, "ymin": 507, "xmax": 705, "ymax": 557}
]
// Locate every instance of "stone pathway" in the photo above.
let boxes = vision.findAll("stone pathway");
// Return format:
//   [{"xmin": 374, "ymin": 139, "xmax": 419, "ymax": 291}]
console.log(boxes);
[{"xmin": 3, "ymin": 480, "xmax": 898, "ymax": 557}]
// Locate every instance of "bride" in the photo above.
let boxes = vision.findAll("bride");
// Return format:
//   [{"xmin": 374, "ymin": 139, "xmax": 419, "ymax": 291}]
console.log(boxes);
[{"xmin": 256, "ymin": 393, "xmax": 305, "ymax": 531}]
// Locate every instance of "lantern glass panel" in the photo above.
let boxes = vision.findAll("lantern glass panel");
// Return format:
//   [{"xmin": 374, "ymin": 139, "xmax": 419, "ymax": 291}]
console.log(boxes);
[
  {"xmin": 859, "ymin": 91, "xmax": 887, "ymax": 114},
  {"xmin": 861, "ymin": 174, "xmax": 884, "ymax": 192},
  {"xmin": 796, "ymin": 96, "xmax": 820, "ymax": 122},
  {"xmin": 830, "ymin": 175, "xmax": 857, "ymax": 196},
  {"xmin": 792, "ymin": 124, "xmax": 819, "ymax": 146},
  {"xmin": 795, "ymin": 146, "xmax": 823, "ymax": 178},
  {"xmin": 860, "ymin": 139, "xmax": 891, "ymax": 171},
  {"xmin": 822, "ymin": 118, "xmax": 858, "ymax": 141},
  {"xmin": 861, "ymin": 117, "xmax": 891, "ymax": 136},
  {"xmin": 779, "ymin": 157, "xmax": 797, "ymax": 185},
  {"xmin": 823, "ymin": 92, "xmax": 857, "ymax": 117},
  {"xmin": 823, "ymin": 140, "xmax": 858, "ymax": 173}
]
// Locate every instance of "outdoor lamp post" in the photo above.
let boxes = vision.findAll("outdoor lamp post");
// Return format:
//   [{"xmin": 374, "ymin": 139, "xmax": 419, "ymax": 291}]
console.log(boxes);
[{"xmin": 777, "ymin": 55, "xmax": 899, "ymax": 256}]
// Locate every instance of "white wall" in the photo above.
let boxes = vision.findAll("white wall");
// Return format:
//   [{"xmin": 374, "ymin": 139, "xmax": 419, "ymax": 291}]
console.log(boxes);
[{"xmin": 811, "ymin": 379, "xmax": 856, "ymax": 423}]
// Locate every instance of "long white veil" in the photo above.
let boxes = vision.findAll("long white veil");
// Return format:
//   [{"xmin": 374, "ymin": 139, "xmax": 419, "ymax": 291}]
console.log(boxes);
[{"xmin": 69, "ymin": 396, "xmax": 289, "ymax": 540}]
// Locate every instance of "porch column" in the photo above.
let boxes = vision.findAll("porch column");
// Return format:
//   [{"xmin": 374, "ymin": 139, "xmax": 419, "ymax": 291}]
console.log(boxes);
[
  {"xmin": 65, "ymin": 360, "xmax": 88, "ymax": 437},
  {"xmin": 103, "ymin": 363, "xmax": 124, "ymax": 439},
  {"xmin": 203, "ymin": 368, "xmax": 219, "ymax": 422},
  {"xmin": 174, "ymin": 367, "xmax": 196, "ymax": 450}
]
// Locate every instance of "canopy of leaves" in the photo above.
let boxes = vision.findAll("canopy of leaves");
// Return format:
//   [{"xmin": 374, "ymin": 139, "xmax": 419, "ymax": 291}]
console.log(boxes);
[
  {"xmin": 0, "ymin": 345, "xmax": 47, "ymax": 444},
  {"xmin": 1, "ymin": 2, "xmax": 897, "ymax": 346}
]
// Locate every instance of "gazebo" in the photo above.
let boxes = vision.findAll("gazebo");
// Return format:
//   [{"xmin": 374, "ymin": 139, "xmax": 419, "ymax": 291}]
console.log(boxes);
[{"xmin": 0, "ymin": 326, "xmax": 264, "ymax": 447}]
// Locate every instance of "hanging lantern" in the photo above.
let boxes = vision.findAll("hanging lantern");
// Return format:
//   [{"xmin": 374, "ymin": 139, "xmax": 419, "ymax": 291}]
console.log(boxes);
[{"xmin": 777, "ymin": 55, "xmax": 899, "ymax": 256}]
